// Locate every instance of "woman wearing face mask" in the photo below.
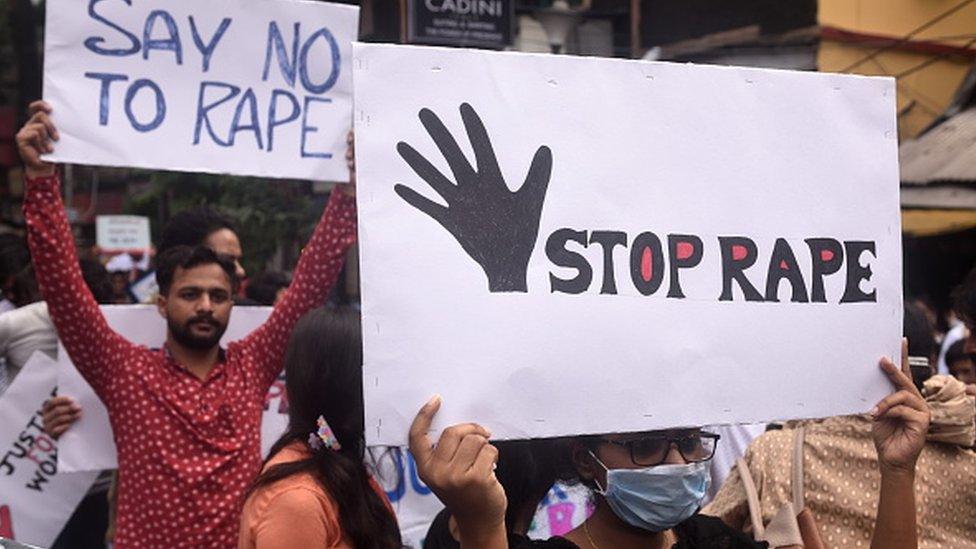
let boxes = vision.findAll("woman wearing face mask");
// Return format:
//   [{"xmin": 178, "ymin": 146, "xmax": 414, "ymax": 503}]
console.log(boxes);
[
  {"xmin": 410, "ymin": 351, "xmax": 929, "ymax": 549},
  {"xmin": 556, "ymin": 429, "xmax": 754, "ymax": 548}
]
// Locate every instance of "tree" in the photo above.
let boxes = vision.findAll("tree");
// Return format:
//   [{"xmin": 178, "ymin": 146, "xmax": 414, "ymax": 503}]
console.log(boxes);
[{"xmin": 125, "ymin": 171, "xmax": 327, "ymax": 276}]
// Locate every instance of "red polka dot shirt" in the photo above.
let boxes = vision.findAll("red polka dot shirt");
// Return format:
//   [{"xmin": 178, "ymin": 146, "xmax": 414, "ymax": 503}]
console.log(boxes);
[{"xmin": 24, "ymin": 173, "xmax": 357, "ymax": 548}]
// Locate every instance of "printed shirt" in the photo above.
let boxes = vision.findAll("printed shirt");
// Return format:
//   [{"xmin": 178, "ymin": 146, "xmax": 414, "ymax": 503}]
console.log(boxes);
[
  {"xmin": 704, "ymin": 415, "xmax": 976, "ymax": 549},
  {"xmin": 24, "ymin": 173, "xmax": 357, "ymax": 548},
  {"xmin": 238, "ymin": 442, "xmax": 395, "ymax": 549}
]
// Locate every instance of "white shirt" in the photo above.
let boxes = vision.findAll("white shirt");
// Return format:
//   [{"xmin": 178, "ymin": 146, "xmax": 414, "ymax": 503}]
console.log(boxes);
[
  {"xmin": 937, "ymin": 323, "xmax": 966, "ymax": 375},
  {"xmin": 0, "ymin": 301, "xmax": 58, "ymax": 390}
]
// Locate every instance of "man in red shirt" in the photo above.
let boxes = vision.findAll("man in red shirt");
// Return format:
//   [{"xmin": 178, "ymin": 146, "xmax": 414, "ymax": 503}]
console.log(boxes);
[{"xmin": 16, "ymin": 101, "xmax": 358, "ymax": 547}]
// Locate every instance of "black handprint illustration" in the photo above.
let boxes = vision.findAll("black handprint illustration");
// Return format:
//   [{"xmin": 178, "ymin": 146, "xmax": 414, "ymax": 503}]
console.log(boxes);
[{"xmin": 394, "ymin": 103, "xmax": 553, "ymax": 293}]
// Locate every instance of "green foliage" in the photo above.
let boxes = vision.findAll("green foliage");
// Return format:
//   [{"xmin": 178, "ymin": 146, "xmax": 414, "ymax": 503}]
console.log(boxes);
[{"xmin": 125, "ymin": 170, "xmax": 325, "ymax": 276}]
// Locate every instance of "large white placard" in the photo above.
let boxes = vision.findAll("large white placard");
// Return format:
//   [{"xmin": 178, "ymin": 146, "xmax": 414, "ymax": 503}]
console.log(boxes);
[
  {"xmin": 0, "ymin": 353, "xmax": 99, "ymax": 547},
  {"xmin": 56, "ymin": 305, "xmax": 285, "ymax": 472},
  {"xmin": 43, "ymin": 0, "xmax": 358, "ymax": 181},
  {"xmin": 354, "ymin": 44, "xmax": 902, "ymax": 446}
]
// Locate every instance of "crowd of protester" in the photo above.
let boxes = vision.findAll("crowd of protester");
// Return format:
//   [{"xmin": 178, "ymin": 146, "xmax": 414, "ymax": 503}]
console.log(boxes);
[{"xmin": 1, "ymin": 100, "xmax": 974, "ymax": 549}]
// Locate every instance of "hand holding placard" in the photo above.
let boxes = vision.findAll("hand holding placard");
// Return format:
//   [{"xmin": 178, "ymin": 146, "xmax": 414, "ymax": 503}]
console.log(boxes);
[
  {"xmin": 408, "ymin": 395, "xmax": 507, "ymax": 548},
  {"xmin": 871, "ymin": 340, "xmax": 930, "ymax": 473},
  {"xmin": 15, "ymin": 101, "xmax": 58, "ymax": 178},
  {"xmin": 395, "ymin": 103, "xmax": 552, "ymax": 292}
]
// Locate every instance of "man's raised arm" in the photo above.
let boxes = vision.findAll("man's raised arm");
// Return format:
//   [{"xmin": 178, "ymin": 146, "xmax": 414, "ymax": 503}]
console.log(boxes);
[
  {"xmin": 18, "ymin": 101, "xmax": 131, "ymax": 399},
  {"xmin": 239, "ymin": 131, "xmax": 358, "ymax": 390}
]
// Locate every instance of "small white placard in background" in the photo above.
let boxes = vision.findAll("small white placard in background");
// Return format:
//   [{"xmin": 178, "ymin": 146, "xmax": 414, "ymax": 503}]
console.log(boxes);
[{"xmin": 96, "ymin": 215, "xmax": 151, "ymax": 253}]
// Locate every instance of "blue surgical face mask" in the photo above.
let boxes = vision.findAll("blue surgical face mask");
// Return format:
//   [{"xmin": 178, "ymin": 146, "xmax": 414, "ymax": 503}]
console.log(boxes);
[{"xmin": 590, "ymin": 452, "xmax": 711, "ymax": 532}]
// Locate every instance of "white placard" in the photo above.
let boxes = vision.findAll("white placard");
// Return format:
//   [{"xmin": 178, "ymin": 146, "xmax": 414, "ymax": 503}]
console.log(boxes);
[
  {"xmin": 96, "ymin": 215, "xmax": 151, "ymax": 252},
  {"xmin": 354, "ymin": 44, "xmax": 902, "ymax": 446},
  {"xmin": 0, "ymin": 352, "xmax": 99, "ymax": 547},
  {"xmin": 43, "ymin": 0, "xmax": 358, "ymax": 182},
  {"xmin": 56, "ymin": 305, "xmax": 285, "ymax": 472}
]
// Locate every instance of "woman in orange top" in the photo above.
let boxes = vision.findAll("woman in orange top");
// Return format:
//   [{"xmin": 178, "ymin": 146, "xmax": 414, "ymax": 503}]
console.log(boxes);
[{"xmin": 239, "ymin": 307, "xmax": 401, "ymax": 548}]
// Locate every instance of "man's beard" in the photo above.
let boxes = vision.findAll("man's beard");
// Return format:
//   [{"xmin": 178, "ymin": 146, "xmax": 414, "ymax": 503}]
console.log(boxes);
[{"xmin": 168, "ymin": 315, "xmax": 227, "ymax": 351}]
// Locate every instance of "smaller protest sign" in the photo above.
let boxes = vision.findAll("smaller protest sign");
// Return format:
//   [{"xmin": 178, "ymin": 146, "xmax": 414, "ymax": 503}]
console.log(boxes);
[
  {"xmin": 0, "ymin": 352, "xmax": 99, "ymax": 547},
  {"xmin": 43, "ymin": 0, "xmax": 359, "ymax": 181},
  {"xmin": 96, "ymin": 215, "xmax": 151, "ymax": 253},
  {"xmin": 128, "ymin": 271, "xmax": 159, "ymax": 304},
  {"xmin": 408, "ymin": 0, "xmax": 514, "ymax": 49},
  {"xmin": 56, "ymin": 305, "xmax": 281, "ymax": 472}
]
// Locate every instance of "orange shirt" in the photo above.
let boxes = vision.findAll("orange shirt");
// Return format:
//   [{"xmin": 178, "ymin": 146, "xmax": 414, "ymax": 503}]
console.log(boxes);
[{"xmin": 238, "ymin": 442, "xmax": 395, "ymax": 549}]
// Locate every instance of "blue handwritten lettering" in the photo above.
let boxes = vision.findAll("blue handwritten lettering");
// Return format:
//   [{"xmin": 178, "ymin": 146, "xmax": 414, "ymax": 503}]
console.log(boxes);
[
  {"xmin": 300, "ymin": 96, "xmax": 332, "ymax": 158},
  {"xmin": 189, "ymin": 16, "xmax": 232, "ymax": 73},
  {"xmin": 229, "ymin": 88, "xmax": 264, "ymax": 149},
  {"xmin": 124, "ymin": 79, "xmax": 166, "ymax": 132},
  {"xmin": 266, "ymin": 89, "xmax": 301, "ymax": 152},
  {"xmin": 383, "ymin": 449, "xmax": 407, "ymax": 503},
  {"xmin": 262, "ymin": 22, "xmax": 300, "ymax": 88},
  {"xmin": 84, "ymin": 0, "xmax": 140, "ymax": 56},
  {"xmin": 298, "ymin": 27, "xmax": 341, "ymax": 95},
  {"xmin": 84, "ymin": 72, "xmax": 128, "ymax": 125},
  {"xmin": 193, "ymin": 81, "xmax": 240, "ymax": 146},
  {"xmin": 406, "ymin": 451, "xmax": 432, "ymax": 495},
  {"xmin": 142, "ymin": 10, "xmax": 183, "ymax": 65}
]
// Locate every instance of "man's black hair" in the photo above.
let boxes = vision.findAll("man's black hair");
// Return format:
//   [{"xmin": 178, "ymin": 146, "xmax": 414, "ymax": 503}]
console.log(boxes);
[
  {"xmin": 904, "ymin": 301, "xmax": 937, "ymax": 390},
  {"xmin": 0, "ymin": 235, "xmax": 30, "ymax": 280},
  {"xmin": 245, "ymin": 271, "xmax": 291, "ymax": 306},
  {"xmin": 945, "ymin": 339, "xmax": 970, "ymax": 370},
  {"xmin": 10, "ymin": 264, "xmax": 40, "ymax": 306},
  {"xmin": 155, "ymin": 246, "xmax": 239, "ymax": 296},
  {"xmin": 79, "ymin": 258, "xmax": 113, "ymax": 304},
  {"xmin": 952, "ymin": 265, "xmax": 976, "ymax": 328},
  {"xmin": 904, "ymin": 301, "xmax": 937, "ymax": 361},
  {"xmin": 158, "ymin": 207, "xmax": 238, "ymax": 254}
]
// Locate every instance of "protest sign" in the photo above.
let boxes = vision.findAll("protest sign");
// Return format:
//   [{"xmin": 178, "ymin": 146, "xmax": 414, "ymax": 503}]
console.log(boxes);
[
  {"xmin": 128, "ymin": 270, "xmax": 159, "ymax": 304},
  {"xmin": 43, "ymin": 0, "xmax": 358, "ymax": 181},
  {"xmin": 56, "ymin": 305, "xmax": 283, "ymax": 472},
  {"xmin": 0, "ymin": 352, "xmax": 99, "ymax": 547},
  {"xmin": 353, "ymin": 44, "xmax": 902, "ymax": 446},
  {"xmin": 96, "ymin": 215, "xmax": 151, "ymax": 253}
]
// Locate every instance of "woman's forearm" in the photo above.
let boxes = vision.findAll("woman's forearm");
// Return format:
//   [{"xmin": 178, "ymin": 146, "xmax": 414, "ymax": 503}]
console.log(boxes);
[{"xmin": 871, "ymin": 467, "xmax": 918, "ymax": 549}]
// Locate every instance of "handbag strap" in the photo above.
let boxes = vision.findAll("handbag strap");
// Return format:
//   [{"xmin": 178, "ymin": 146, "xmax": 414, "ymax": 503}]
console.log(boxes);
[
  {"xmin": 736, "ymin": 456, "xmax": 765, "ymax": 538},
  {"xmin": 791, "ymin": 426, "xmax": 805, "ymax": 513}
]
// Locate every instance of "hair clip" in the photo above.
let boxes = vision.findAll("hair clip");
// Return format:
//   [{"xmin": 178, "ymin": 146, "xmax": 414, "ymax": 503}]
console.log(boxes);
[{"xmin": 308, "ymin": 415, "xmax": 341, "ymax": 452}]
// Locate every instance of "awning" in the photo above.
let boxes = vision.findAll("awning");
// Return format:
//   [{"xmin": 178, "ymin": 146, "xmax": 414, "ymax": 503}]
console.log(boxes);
[
  {"xmin": 900, "ymin": 107, "xmax": 976, "ymax": 185},
  {"xmin": 902, "ymin": 208, "xmax": 976, "ymax": 237}
]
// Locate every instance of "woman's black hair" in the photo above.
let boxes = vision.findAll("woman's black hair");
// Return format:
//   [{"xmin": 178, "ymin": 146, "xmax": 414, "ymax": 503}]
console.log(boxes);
[
  {"xmin": 493, "ymin": 439, "xmax": 560, "ymax": 530},
  {"xmin": 247, "ymin": 307, "xmax": 402, "ymax": 548}
]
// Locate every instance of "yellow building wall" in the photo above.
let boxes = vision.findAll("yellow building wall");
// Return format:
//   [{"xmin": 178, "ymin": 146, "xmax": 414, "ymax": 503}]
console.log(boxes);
[{"xmin": 818, "ymin": 0, "xmax": 976, "ymax": 138}]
